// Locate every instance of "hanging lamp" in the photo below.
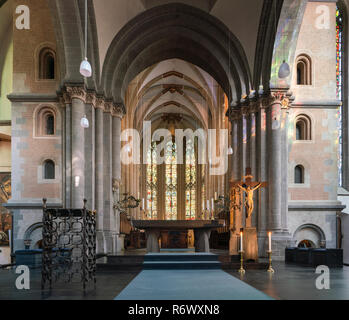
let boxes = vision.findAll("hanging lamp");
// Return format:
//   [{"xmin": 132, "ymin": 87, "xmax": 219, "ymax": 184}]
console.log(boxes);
[{"xmin": 79, "ymin": 0, "xmax": 92, "ymax": 78}]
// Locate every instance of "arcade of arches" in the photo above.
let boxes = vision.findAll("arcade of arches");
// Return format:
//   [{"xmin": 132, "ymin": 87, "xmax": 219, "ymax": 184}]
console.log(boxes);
[{"xmin": 0, "ymin": 0, "xmax": 348, "ymax": 262}]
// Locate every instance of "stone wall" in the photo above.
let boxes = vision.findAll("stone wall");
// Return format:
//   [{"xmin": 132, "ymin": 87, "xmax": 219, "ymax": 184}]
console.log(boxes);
[{"xmin": 287, "ymin": 1, "xmax": 341, "ymax": 252}]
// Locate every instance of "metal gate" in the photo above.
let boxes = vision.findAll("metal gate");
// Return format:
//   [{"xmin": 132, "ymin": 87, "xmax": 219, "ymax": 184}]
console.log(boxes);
[{"xmin": 41, "ymin": 199, "xmax": 96, "ymax": 291}]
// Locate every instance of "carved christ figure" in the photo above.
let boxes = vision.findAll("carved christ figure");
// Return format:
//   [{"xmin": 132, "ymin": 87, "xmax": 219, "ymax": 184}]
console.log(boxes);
[{"xmin": 237, "ymin": 182, "xmax": 262, "ymax": 219}]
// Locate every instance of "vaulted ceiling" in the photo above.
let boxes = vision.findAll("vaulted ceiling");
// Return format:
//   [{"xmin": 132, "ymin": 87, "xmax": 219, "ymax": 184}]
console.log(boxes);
[
  {"xmin": 45, "ymin": 0, "xmax": 308, "ymax": 106},
  {"xmin": 93, "ymin": 0, "xmax": 263, "ymax": 79},
  {"xmin": 127, "ymin": 59, "xmax": 220, "ymax": 132}
]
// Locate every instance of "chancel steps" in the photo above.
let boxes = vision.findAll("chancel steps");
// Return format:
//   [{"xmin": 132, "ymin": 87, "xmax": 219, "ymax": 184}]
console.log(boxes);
[{"xmin": 143, "ymin": 253, "xmax": 221, "ymax": 270}]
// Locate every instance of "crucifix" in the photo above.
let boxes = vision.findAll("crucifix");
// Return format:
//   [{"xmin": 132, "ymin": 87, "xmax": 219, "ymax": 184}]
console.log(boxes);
[{"xmin": 231, "ymin": 168, "xmax": 267, "ymax": 228}]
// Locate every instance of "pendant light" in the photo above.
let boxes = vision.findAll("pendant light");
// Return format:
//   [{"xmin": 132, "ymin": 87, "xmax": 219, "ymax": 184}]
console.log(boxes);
[
  {"xmin": 80, "ymin": 114, "xmax": 89, "ymax": 128},
  {"xmin": 278, "ymin": 60, "xmax": 290, "ymax": 79},
  {"xmin": 80, "ymin": 0, "xmax": 92, "ymax": 77}
]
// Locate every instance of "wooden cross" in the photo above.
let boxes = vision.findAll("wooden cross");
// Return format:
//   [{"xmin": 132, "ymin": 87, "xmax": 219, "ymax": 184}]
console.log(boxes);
[{"xmin": 230, "ymin": 168, "xmax": 267, "ymax": 227}]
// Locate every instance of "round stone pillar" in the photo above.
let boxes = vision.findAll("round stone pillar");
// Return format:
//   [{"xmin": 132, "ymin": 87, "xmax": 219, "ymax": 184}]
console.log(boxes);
[
  {"xmin": 67, "ymin": 87, "xmax": 87, "ymax": 208},
  {"xmin": 268, "ymin": 94, "xmax": 283, "ymax": 231},
  {"xmin": 112, "ymin": 105, "xmax": 125, "ymax": 253},
  {"xmin": 95, "ymin": 99, "xmax": 105, "ymax": 254}
]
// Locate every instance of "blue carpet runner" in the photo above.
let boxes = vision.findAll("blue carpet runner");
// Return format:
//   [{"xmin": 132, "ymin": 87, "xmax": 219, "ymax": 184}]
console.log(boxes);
[{"xmin": 114, "ymin": 252, "xmax": 273, "ymax": 300}]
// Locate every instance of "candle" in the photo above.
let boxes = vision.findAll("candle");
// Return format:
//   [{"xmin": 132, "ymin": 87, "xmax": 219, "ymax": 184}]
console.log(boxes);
[
  {"xmin": 211, "ymin": 198, "xmax": 214, "ymax": 211},
  {"xmin": 268, "ymin": 232, "xmax": 272, "ymax": 252},
  {"xmin": 137, "ymin": 192, "xmax": 140, "ymax": 199},
  {"xmin": 207, "ymin": 200, "xmax": 210, "ymax": 211},
  {"xmin": 202, "ymin": 200, "xmax": 205, "ymax": 211},
  {"xmin": 142, "ymin": 198, "xmax": 145, "ymax": 210},
  {"xmin": 240, "ymin": 231, "xmax": 243, "ymax": 251},
  {"xmin": 215, "ymin": 192, "xmax": 218, "ymax": 201}
]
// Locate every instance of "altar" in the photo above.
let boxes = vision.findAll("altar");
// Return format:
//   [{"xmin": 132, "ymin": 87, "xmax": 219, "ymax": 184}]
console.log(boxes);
[{"xmin": 132, "ymin": 220, "xmax": 225, "ymax": 253}]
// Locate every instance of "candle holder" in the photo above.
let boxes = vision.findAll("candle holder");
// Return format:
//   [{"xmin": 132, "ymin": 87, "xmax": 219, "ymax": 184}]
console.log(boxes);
[
  {"xmin": 267, "ymin": 250, "xmax": 274, "ymax": 273},
  {"xmin": 238, "ymin": 250, "xmax": 245, "ymax": 274}
]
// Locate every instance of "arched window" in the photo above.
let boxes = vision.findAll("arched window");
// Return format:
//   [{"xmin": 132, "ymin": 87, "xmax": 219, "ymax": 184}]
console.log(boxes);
[
  {"xmin": 295, "ymin": 165, "xmax": 304, "ymax": 184},
  {"xmin": 44, "ymin": 160, "xmax": 55, "ymax": 180},
  {"xmin": 295, "ymin": 115, "xmax": 311, "ymax": 140},
  {"xmin": 39, "ymin": 48, "xmax": 56, "ymax": 80},
  {"xmin": 145, "ymin": 135, "xmax": 198, "ymax": 221},
  {"xmin": 146, "ymin": 142, "xmax": 158, "ymax": 219},
  {"xmin": 35, "ymin": 107, "xmax": 56, "ymax": 137},
  {"xmin": 296, "ymin": 54, "xmax": 312, "ymax": 85},
  {"xmin": 45, "ymin": 114, "xmax": 55, "ymax": 135}
]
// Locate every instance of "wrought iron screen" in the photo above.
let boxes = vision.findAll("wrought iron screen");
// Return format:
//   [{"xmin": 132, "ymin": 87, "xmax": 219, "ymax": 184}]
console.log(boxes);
[{"xmin": 41, "ymin": 199, "xmax": 96, "ymax": 291}]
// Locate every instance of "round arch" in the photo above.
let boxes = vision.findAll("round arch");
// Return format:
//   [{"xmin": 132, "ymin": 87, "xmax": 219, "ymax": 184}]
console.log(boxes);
[
  {"xmin": 101, "ymin": 3, "xmax": 252, "ymax": 106},
  {"xmin": 293, "ymin": 223, "xmax": 326, "ymax": 248}
]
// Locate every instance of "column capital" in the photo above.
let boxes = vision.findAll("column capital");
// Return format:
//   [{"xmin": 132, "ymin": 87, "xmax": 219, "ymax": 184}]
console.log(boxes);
[
  {"xmin": 59, "ymin": 91, "xmax": 72, "ymax": 105},
  {"xmin": 112, "ymin": 104, "xmax": 125, "ymax": 119},
  {"xmin": 65, "ymin": 86, "xmax": 87, "ymax": 103},
  {"xmin": 95, "ymin": 97, "xmax": 105, "ymax": 111},
  {"xmin": 104, "ymin": 101, "xmax": 113, "ymax": 114},
  {"xmin": 269, "ymin": 90, "xmax": 293, "ymax": 110},
  {"xmin": 86, "ymin": 91, "xmax": 97, "ymax": 106},
  {"xmin": 227, "ymin": 108, "xmax": 242, "ymax": 122}
]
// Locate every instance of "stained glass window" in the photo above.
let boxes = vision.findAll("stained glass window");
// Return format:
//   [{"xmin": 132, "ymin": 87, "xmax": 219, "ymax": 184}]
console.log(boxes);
[
  {"xmin": 146, "ymin": 142, "xmax": 157, "ymax": 219},
  {"xmin": 185, "ymin": 139, "xmax": 196, "ymax": 220},
  {"xmin": 165, "ymin": 140, "xmax": 177, "ymax": 220},
  {"xmin": 337, "ymin": 7, "xmax": 344, "ymax": 186},
  {"xmin": 145, "ymin": 136, "xmax": 199, "ymax": 220}
]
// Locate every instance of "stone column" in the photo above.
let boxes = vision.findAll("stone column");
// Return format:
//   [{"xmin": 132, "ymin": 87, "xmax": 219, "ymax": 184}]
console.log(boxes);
[
  {"xmin": 268, "ymin": 93, "xmax": 282, "ymax": 231},
  {"xmin": 281, "ymin": 103, "xmax": 290, "ymax": 231},
  {"xmin": 67, "ymin": 86, "xmax": 86, "ymax": 208},
  {"xmin": 230, "ymin": 115, "xmax": 239, "ymax": 254},
  {"xmin": 103, "ymin": 103, "xmax": 114, "ymax": 254},
  {"xmin": 228, "ymin": 108, "xmax": 244, "ymax": 255},
  {"xmin": 61, "ymin": 93, "xmax": 72, "ymax": 208},
  {"xmin": 112, "ymin": 105, "xmax": 124, "ymax": 253},
  {"xmin": 268, "ymin": 91, "xmax": 292, "ymax": 260},
  {"xmin": 85, "ymin": 93, "xmax": 96, "ymax": 210},
  {"xmin": 95, "ymin": 98, "xmax": 105, "ymax": 254},
  {"xmin": 256, "ymin": 98, "xmax": 269, "ymax": 255}
]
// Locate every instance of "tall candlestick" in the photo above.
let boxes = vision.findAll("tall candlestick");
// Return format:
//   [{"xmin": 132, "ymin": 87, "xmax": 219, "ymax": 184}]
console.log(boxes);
[
  {"xmin": 268, "ymin": 232, "xmax": 272, "ymax": 252},
  {"xmin": 240, "ymin": 231, "xmax": 243, "ymax": 251}
]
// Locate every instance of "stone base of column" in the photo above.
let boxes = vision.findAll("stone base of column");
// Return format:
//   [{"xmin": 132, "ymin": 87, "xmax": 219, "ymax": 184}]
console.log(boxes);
[
  {"xmin": 257, "ymin": 231, "xmax": 268, "ymax": 258},
  {"xmin": 269, "ymin": 231, "xmax": 293, "ymax": 261},
  {"xmin": 104, "ymin": 231, "xmax": 118, "ymax": 254},
  {"xmin": 96, "ymin": 230, "xmax": 106, "ymax": 255},
  {"xmin": 116, "ymin": 234, "xmax": 125, "ymax": 253}
]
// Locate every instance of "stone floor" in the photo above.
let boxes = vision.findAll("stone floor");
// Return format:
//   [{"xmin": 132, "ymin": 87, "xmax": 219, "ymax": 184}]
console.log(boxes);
[
  {"xmin": 0, "ymin": 268, "xmax": 139, "ymax": 300},
  {"xmin": 227, "ymin": 262, "xmax": 349, "ymax": 300},
  {"xmin": 0, "ymin": 262, "xmax": 349, "ymax": 300}
]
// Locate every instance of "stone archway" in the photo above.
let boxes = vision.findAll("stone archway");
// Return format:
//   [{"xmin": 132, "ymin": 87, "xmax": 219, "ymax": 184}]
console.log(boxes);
[
  {"xmin": 24, "ymin": 222, "xmax": 43, "ymax": 249},
  {"xmin": 293, "ymin": 224, "xmax": 326, "ymax": 248},
  {"xmin": 101, "ymin": 3, "xmax": 252, "ymax": 105}
]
